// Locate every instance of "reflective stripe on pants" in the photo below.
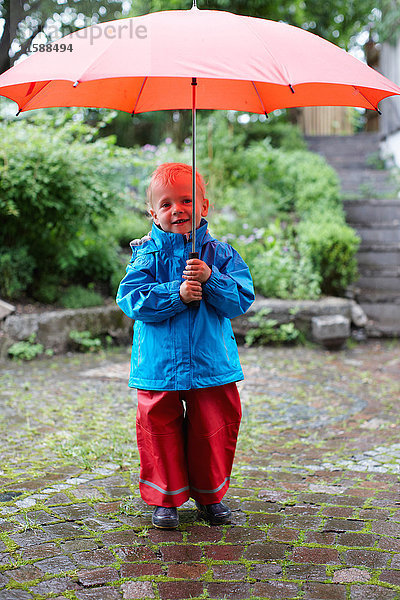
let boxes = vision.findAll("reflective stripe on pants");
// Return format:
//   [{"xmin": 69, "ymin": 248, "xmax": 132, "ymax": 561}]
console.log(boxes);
[{"xmin": 136, "ymin": 382, "xmax": 241, "ymax": 507}]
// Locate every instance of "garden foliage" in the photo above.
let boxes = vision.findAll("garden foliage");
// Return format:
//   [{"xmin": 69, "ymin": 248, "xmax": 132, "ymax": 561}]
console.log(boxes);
[
  {"xmin": 196, "ymin": 112, "xmax": 360, "ymax": 298},
  {"xmin": 0, "ymin": 116, "xmax": 148, "ymax": 301},
  {"xmin": 0, "ymin": 109, "xmax": 360, "ymax": 303}
]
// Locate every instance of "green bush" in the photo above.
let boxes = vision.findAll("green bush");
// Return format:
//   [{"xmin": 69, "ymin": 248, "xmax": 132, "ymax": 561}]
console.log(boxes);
[
  {"xmin": 59, "ymin": 285, "xmax": 104, "ymax": 309},
  {"xmin": 104, "ymin": 210, "xmax": 150, "ymax": 250},
  {"xmin": 0, "ymin": 247, "xmax": 35, "ymax": 300},
  {"xmin": 0, "ymin": 109, "xmax": 359, "ymax": 305},
  {"xmin": 69, "ymin": 330, "xmax": 102, "ymax": 352},
  {"xmin": 250, "ymin": 243, "xmax": 321, "ymax": 300},
  {"xmin": 33, "ymin": 273, "xmax": 62, "ymax": 304},
  {"xmin": 8, "ymin": 334, "xmax": 44, "ymax": 361},
  {"xmin": 245, "ymin": 309, "xmax": 302, "ymax": 346},
  {"xmin": 0, "ymin": 120, "xmax": 132, "ymax": 299},
  {"xmin": 297, "ymin": 216, "xmax": 361, "ymax": 296},
  {"xmin": 198, "ymin": 112, "xmax": 358, "ymax": 300}
]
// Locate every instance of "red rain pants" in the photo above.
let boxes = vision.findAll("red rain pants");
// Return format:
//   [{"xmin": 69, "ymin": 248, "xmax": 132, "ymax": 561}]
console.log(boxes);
[{"xmin": 136, "ymin": 383, "xmax": 241, "ymax": 507}]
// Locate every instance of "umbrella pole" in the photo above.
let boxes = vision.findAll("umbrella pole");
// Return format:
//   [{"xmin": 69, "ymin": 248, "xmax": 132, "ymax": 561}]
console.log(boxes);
[
  {"xmin": 191, "ymin": 76, "xmax": 197, "ymax": 257},
  {"xmin": 188, "ymin": 76, "xmax": 200, "ymax": 309}
]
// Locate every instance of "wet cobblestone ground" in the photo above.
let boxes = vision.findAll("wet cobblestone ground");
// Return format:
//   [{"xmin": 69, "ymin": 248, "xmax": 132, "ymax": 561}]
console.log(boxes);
[{"xmin": 0, "ymin": 340, "xmax": 400, "ymax": 600}]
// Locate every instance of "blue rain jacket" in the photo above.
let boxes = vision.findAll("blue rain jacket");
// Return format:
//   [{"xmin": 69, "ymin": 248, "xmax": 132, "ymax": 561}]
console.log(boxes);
[{"xmin": 116, "ymin": 219, "xmax": 255, "ymax": 390}]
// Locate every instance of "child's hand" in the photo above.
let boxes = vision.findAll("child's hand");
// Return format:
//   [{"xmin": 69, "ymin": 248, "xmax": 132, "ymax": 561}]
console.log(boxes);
[
  {"xmin": 182, "ymin": 259, "xmax": 211, "ymax": 284},
  {"xmin": 180, "ymin": 280, "xmax": 202, "ymax": 304}
]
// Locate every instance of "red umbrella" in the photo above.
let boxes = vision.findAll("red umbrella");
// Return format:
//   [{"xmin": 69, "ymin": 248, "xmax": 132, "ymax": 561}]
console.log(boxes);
[{"xmin": 1, "ymin": 4, "xmax": 400, "ymax": 252}]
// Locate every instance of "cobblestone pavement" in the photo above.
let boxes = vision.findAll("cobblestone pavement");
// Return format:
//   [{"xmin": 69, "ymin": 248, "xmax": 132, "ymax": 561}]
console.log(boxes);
[{"xmin": 0, "ymin": 340, "xmax": 400, "ymax": 600}]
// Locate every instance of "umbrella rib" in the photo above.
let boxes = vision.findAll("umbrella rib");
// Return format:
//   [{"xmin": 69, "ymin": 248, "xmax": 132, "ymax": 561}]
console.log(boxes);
[
  {"xmin": 244, "ymin": 18, "xmax": 292, "ymax": 87},
  {"xmin": 72, "ymin": 38, "xmax": 117, "ymax": 87},
  {"xmin": 251, "ymin": 81, "xmax": 268, "ymax": 117},
  {"xmin": 16, "ymin": 80, "xmax": 52, "ymax": 115},
  {"xmin": 132, "ymin": 77, "xmax": 148, "ymax": 115},
  {"xmin": 353, "ymin": 86, "xmax": 382, "ymax": 114}
]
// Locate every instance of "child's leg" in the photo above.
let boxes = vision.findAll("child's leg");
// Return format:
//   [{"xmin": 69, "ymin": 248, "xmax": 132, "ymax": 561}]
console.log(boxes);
[
  {"xmin": 136, "ymin": 389, "xmax": 190, "ymax": 507},
  {"xmin": 185, "ymin": 383, "xmax": 241, "ymax": 504}
]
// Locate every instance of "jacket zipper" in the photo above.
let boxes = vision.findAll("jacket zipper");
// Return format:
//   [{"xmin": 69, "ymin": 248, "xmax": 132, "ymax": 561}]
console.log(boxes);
[
  {"xmin": 137, "ymin": 326, "xmax": 141, "ymax": 367},
  {"xmin": 219, "ymin": 318, "xmax": 230, "ymax": 362}
]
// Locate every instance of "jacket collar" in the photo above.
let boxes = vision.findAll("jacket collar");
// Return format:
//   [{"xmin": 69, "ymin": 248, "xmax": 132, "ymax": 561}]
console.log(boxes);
[{"xmin": 150, "ymin": 218, "xmax": 211, "ymax": 253}]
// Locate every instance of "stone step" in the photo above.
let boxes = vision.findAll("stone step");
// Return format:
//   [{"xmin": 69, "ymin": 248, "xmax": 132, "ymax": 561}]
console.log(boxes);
[
  {"xmin": 351, "ymin": 221, "xmax": 400, "ymax": 228},
  {"xmin": 360, "ymin": 302, "xmax": 400, "ymax": 323},
  {"xmin": 353, "ymin": 288, "xmax": 400, "ymax": 303},
  {"xmin": 365, "ymin": 320, "xmax": 400, "ymax": 337},
  {"xmin": 356, "ymin": 275, "xmax": 400, "ymax": 291},
  {"xmin": 353, "ymin": 227, "xmax": 400, "ymax": 244},
  {"xmin": 325, "ymin": 155, "xmax": 383, "ymax": 169},
  {"xmin": 344, "ymin": 199, "xmax": 400, "ymax": 224},
  {"xmin": 358, "ymin": 267, "xmax": 400, "ymax": 277},
  {"xmin": 307, "ymin": 134, "xmax": 400, "ymax": 336},
  {"xmin": 338, "ymin": 169, "xmax": 396, "ymax": 182},
  {"xmin": 358, "ymin": 242, "xmax": 400, "ymax": 252},
  {"xmin": 308, "ymin": 152, "xmax": 374, "ymax": 169},
  {"xmin": 305, "ymin": 134, "xmax": 380, "ymax": 158},
  {"xmin": 357, "ymin": 250, "xmax": 400, "ymax": 269},
  {"xmin": 338, "ymin": 170, "xmax": 397, "ymax": 195}
]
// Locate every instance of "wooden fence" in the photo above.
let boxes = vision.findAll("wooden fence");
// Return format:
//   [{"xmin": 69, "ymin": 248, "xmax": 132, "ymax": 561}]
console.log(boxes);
[{"xmin": 298, "ymin": 106, "xmax": 355, "ymax": 135}]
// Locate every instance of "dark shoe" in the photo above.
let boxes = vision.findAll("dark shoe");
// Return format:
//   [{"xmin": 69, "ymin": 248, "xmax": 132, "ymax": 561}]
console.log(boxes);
[
  {"xmin": 195, "ymin": 501, "xmax": 231, "ymax": 525},
  {"xmin": 152, "ymin": 506, "xmax": 179, "ymax": 529}
]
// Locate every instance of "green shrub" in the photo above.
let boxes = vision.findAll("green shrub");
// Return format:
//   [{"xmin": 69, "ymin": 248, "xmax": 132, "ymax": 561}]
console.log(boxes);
[
  {"xmin": 211, "ymin": 219, "xmax": 321, "ymax": 301},
  {"xmin": 110, "ymin": 254, "xmax": 131, "ymax": 297},
  {"xmin": 59, "ymin": 285, "xmax": 104, "ymax": 309},
  {"xmin": 245, "ymin": 309, "xmax": 302, "ymax": 346},
  {"xmin": 250, "ymin": 243, "xmax": 321, "ymax": 300},
  {"xmin": 297, "ymin": 216, "xmax": 360, "ymax": 296},
  {"xmin": 0, "ymin": 247, "xmax": 35, "ymax": 300},
  {"xmin": 104, "ymin": 210, "xmax": 150, "ymax": 250},
  {"xmin": 8, "ymin": 334, "xmax": 44, "ymax": 360},
  {"xmin": 198, "ymin": 112, "xmax": 357, "ymax": 300},
  {"xmin": 32, "ymin": 273, "xmax": 63, "ymax": 304},
  {"xmin": 0, "ymin": 120, "xmax": 132, "ymax": 297},
  {"xmin": 69, "ymin": 330, "xmax": 102, "ymax": 352}
]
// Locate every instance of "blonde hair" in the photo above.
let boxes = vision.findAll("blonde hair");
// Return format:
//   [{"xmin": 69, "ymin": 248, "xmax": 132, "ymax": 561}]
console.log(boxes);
[{"xmin": 146, "ymin": 162, "xmax": 206, "ymax": 208}]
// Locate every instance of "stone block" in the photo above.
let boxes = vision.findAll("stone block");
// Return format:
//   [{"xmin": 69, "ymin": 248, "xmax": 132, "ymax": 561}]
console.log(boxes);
[
  {"xmin": 120, "ymin": 563, "xmax": 163, "ymax": 578},
  {"xmin": 0, "ymin": 299, "xmax": 15, "ymax": 320},
  {"xmin": 78, "ymin": 567, "xmax": 119, "ymax": 587},
  {"xmin": 333, "ymin": 568, "xmax": 371, "ymax": 583},
  {"xmin": 160, "ymin": 544, "xmax": 202, "ymax": 562},
  {"xmin": 158, "ymin": 581, "xmax": 204, "ymax": 600},
  {"xmin": 350, "ymin": 301, "xmax": 367, "ymax": 327},
  {"xmin": 122, "ymin": 581, "xmax": 155, "ymax": 599},
  {"xmin": 291, "ymin": 546, "xmax": 340, "ymax": 564},
  {"xmin": 311, "ymin": 315, "xmax": 350, "ymax": 349},
  {"xmin": 1, "ymin": 304, "xmax": 131, "ymax": 353},
  {"xmin": 233, "ymin": 296, "xmax": 355, "ymax": 339}
]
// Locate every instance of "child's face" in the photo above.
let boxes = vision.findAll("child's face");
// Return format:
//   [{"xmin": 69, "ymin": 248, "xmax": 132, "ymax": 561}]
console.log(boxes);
[{"xmin": 149, "ymin": 173, "xmax": 209, "ymax": 235}]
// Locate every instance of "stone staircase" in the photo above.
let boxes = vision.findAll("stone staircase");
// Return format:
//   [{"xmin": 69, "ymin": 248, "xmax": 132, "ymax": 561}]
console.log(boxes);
[{"xmin": 305, "ymin": 133, "xmax": 400, "ymax": 337}]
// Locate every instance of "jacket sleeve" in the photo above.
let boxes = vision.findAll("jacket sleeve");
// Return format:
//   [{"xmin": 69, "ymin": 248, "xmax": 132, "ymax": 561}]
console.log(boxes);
[
  {"xmin": 203, "ymin": 246, "xmax": 255, "ymax": 319},
  {"xmin": 116, "ymin": 252, "xmax": 187, "ymax": 323}
]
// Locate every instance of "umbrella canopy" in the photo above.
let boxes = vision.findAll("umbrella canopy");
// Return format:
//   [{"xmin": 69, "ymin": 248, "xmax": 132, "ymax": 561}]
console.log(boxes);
[
  {"xmin": 0, "ymin": 7, "xmax": 399, "ymax": 116},
  {"xmin": 1, "ymin": 6, "xmax": 400, "ymax": 257}
]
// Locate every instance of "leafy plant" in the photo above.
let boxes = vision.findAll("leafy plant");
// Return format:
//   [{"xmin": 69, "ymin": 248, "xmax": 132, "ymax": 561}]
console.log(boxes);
[
  {"xmin": 0, "ymin": 247, "xmax": 35, "ymax": 300},
  {"xmin": 297, "ymin": 216, "xmax": 361, "ymax": 295},
  {"xmin": 245, "ymin": 309, "xmax": 302, "ymax": 346},
  {"xmin": 0, "ymin": 120, "xmax": 132, "ymax": 299},
  {"xmin": 69, "ymin": 330, "xmax": 102, "ymax": 353},
  {"xmin": 250, "ymin": 244, "xmax": 321, "ymax": 300},
  {"xmin": 8, "ymin": 334, "xmax": 44, "ymax": 361},
  {"xmin": 216, "ymin": 220, "xmax": 322, "ymax": 300},
  {"xmin": 59, "ymin": 285, "xmax": 104, "ymax": 309}
]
